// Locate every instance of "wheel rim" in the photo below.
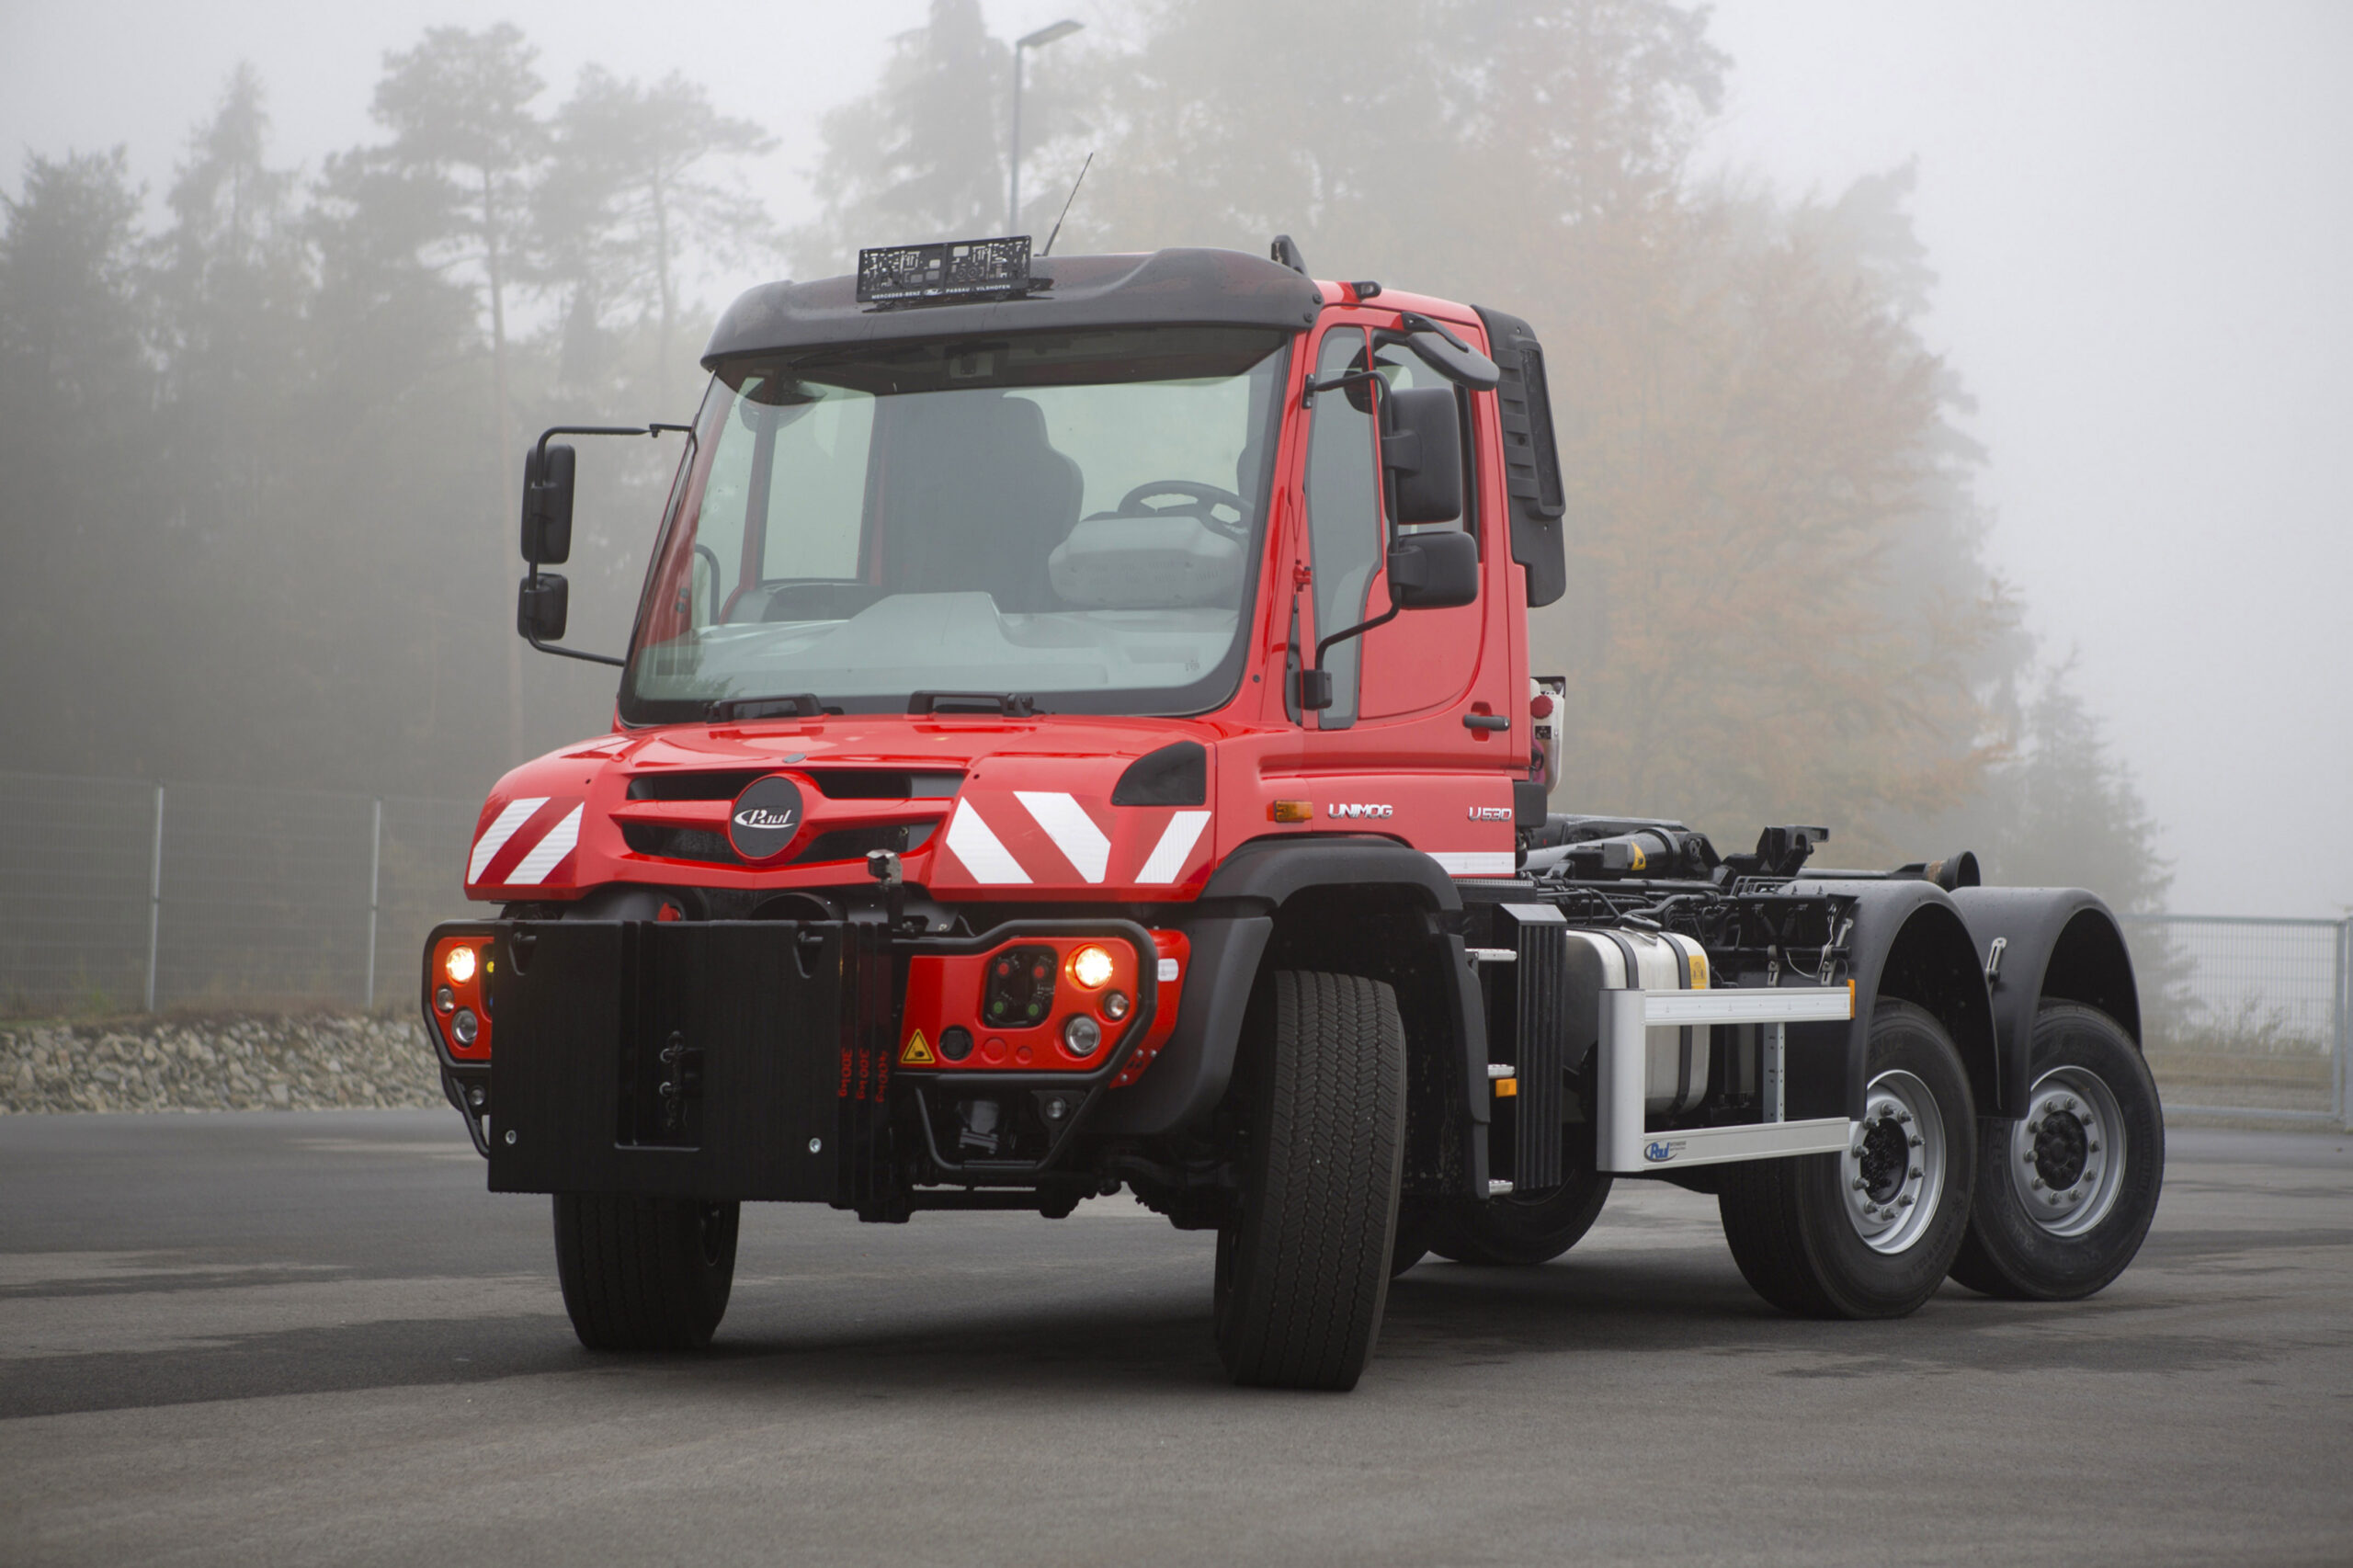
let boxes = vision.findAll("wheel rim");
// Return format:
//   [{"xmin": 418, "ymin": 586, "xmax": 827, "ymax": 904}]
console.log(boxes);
[
  {"xmin": 1841, "ymin": 1069, "xmax": 1946, "ymax": 1254},
  {"xmin": 2006, "ymin": 1066, "xmax": 2126, "ymax": 1237}
]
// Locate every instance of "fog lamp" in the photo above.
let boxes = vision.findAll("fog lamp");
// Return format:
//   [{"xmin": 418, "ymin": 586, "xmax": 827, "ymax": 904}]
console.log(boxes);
[
  {"xmin": 1068, "ymin": 944, "xmax": 1115, "ymax": 990},
  {"xmin": 451, "ymin": 1007, "xmax": 480, "ymax": 1047},
  {"xmin": 444, "ymin": 945, "xmax": 478, "ymax": 985},
  {"xmin": 1063, "ymin": 1015, "xmax": 1102, "ymax": 1057}
]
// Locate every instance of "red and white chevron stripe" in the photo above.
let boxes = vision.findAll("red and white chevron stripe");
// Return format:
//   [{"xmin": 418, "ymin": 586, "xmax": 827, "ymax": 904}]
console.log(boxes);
[
  {"xmin": 938, "ymin": 791, "xmax": 1212, "ymax": 890},
  {"xmin": 467, "ymin": 796, "xmax": 585, "ymax": 888}
]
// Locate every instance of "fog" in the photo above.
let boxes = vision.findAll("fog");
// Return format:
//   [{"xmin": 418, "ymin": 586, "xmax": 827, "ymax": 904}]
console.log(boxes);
[{"xmin": 3, "ymin": 0, "xmax": 2345, "ymax": 917}]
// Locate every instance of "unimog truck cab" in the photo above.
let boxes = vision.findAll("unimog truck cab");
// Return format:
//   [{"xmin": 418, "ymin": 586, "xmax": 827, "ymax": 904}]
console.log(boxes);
[{"xmin": 425, "ymin": 237, "xmax": 2163, "ymax": 1390}]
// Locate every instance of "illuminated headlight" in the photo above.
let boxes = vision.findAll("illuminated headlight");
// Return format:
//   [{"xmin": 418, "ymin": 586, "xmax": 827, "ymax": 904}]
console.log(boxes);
[
  {"xmin": 451, "ymin": 1007, "xmax": 480, "ymax": 1046},
  {"xmin": 435, "ymin": 985, "xmax": 456, "ymax": 1015},
  {"xmin": 1063, "ymin": 1015, "xmax": 1102, "ymax": 1057},
  {"xmin": 1068, "ymin": 944, "xmax": 1115, "ymax": 990},
  {"xmin": 445, "ymin": 946, "xmax": 479, "ymax": 985}
]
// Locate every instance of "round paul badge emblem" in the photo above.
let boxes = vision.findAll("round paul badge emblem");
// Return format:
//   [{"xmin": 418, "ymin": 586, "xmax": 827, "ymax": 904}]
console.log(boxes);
[{"xmin": 727, "ymin": 774, "xmax": 806, "ymax": 861}]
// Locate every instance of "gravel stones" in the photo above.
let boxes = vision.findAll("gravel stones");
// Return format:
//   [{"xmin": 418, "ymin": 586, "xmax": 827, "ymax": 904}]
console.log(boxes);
[{"xmin": 0, "ymin": 1013, "xmax": 441, "ymax": 1114}]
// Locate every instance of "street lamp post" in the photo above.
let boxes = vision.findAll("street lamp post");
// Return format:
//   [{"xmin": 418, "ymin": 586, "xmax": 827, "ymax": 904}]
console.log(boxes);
[{"xmin": 1009, "ymin": 19, "xmax": 1083, "ymax": 234}]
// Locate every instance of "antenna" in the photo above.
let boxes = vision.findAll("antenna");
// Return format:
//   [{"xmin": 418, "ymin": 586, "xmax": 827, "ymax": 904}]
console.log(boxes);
[{"xmin": 1040, "ymin": 153, "xmax": 1094, "ymax": 258}]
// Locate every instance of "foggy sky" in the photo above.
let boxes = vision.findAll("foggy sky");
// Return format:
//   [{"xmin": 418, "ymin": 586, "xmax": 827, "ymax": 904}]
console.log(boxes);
[{"xmin": 4, "ymin": 0, "xmax": 2345, "ymax": 917}]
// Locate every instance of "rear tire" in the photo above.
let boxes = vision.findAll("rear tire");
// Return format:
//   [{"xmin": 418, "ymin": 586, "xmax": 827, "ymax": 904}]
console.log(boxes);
[
  {"xmin": 1718, "ymin": 1000, "xmax": 1977, "ymax": 1318},
  {"xmin": 1949, "ymin": 1004, "xmax": 2163, "ymax": 1301},
  {"xmin": 553, "ymin": 1194, "xmax": 739, "ymax": 1350},
  {"xmin": 1427, "ymin": 1167, "xmax": 1613, "ymax": 1266},
  {"xmin": 1215, "ymin": 970, "xmax": 1406, "ymax": 1391}
]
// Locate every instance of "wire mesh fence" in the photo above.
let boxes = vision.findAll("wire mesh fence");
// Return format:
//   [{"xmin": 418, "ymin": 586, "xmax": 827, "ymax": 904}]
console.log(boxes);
[
  {"xmin": 3, "ymin": 771, "xmax": 2347, "ymax": 1128},
  {"xmin": 2121, "ymin": 915, "xmax": 2349, "ymax": 1127},
  {"xmin": 0, "ymin": 772, "xmax": 478, "ymax": 1017}
]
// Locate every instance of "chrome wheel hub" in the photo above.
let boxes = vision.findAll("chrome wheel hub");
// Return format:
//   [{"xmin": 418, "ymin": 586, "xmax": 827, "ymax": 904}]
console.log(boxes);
[
  {"xmin": 2008, "ymin": 1066, "xmax": 2125, "ymax": 1236},
  {"xmin": 1843, "ymin": 1069, "xmax": 1945, "ymax": 1254}
]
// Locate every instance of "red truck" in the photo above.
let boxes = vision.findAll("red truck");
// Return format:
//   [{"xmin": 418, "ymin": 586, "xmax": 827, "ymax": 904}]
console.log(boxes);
[{"xmin": 424, "ymin": 236, "xmax": 2163, "ymax": 1390}]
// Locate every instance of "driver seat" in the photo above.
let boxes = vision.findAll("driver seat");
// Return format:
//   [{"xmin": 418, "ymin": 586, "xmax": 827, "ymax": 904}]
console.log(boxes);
[{"xmin": 874, "ymin": 392, "xmax": 1082, "ymax": 612}]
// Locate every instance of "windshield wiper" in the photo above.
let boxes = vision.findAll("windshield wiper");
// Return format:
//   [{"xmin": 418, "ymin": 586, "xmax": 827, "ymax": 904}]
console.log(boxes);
[
  {"xmin": 907, "ymin": 691, "xmax": 1040, "ymax": 718},
  {"xmin": 708, "ymin": 693, "xmax": 826, "ymax": 721}
]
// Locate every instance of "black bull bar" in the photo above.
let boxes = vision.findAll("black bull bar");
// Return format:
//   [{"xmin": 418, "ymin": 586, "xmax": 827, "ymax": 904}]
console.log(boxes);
[{"xmin": 423, "ymin": 918, "xmax": 1160, "ymax": 1208}]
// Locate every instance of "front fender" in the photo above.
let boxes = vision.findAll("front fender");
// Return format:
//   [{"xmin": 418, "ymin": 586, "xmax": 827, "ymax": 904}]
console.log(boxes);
[
  {"xmin": 1948, "ymin": 887, "xmax": 2141, "ymax": 1119},
  {"xmin": 1096, "ymin": 835, "xmax": 1487, "ymax": 1198}
]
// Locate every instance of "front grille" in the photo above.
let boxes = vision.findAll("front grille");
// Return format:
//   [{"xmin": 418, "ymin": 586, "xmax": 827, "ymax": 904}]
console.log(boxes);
[
  {"xmin": 628, "ymin": 769, "xmax": 961, "ymax": 802},
  {"xmin": 621, "ymin": 818, "xmax": 939, "ymax": 868}
]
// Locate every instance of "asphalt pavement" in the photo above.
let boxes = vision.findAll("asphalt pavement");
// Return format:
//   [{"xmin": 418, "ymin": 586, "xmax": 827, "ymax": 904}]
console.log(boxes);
[{"xmin": 2, "ymin": 1109, "xmax": 2347, "ymax": 1566}]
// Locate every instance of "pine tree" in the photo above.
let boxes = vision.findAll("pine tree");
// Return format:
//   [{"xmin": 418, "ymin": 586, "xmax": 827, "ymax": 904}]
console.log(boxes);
[
  {"xmin": 368, "ymin": 24, "xmax": 549, "ymax": 764},
  {"xmin": 538, "ymin": 67, "xmax": 773, "ymax": 405},
  {"xmin": 790, "ymin": 0, "xmax": 1012, "ymax": 276},
  {"xmin": 0, "ymin": 148, "xmax": 163, "ymax": 772}
]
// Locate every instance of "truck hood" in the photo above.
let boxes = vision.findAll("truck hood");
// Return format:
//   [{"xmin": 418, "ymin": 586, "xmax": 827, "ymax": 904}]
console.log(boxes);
[{"xmin": 461, "ymin": 714, "xmax": 1225, "ymax": 905}]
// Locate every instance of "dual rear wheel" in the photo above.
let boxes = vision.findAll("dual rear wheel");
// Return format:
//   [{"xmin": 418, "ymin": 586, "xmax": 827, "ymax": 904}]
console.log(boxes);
[{"xmin": 1719, "ymin": 998, "xmax": 2162, "ymax": 1317}]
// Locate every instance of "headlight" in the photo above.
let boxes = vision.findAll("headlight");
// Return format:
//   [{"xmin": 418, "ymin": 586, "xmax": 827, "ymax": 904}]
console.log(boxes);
[
  {"xmin": 452, "ymin": 1007, "xmax": 480, "ymax": 1046},
  {"xmin": 1063, "ymin": 1015, "xmax": 1102, "ymax": 1057},
  {"xmin": 1067, "ymin": 944, "xmax": 1115, "ymax": 989},
  {"xmin": 445, "ymin": 945, "xmax": 479, "ymax": 984}
]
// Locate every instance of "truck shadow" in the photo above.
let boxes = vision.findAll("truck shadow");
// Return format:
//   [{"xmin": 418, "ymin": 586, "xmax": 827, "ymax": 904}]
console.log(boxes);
[{"xmin": 4, "ymin": 1240, "xmax": 2268, "ymax": 1421}]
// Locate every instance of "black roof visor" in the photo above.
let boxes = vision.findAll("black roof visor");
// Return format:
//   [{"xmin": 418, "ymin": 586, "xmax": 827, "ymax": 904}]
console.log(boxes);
[{"xmin": 702, "ymin": 247, "xmax": 1324, "ymax": 367}]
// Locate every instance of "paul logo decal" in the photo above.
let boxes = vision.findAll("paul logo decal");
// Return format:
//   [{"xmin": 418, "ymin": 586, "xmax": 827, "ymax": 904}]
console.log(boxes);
[
  {"xmin": 1643, "ymin": 1140, "xmax": 1685, "ymax": 1164},
  {"xmin": 727, "ymin": 774, "xmax": 806, "ymax": 861}
]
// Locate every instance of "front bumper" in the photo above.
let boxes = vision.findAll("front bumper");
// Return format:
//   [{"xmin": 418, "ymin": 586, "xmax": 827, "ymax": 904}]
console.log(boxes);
[{"xmin": 421, "ymin": 917, "xmax": 1162, "ymax": 1213}]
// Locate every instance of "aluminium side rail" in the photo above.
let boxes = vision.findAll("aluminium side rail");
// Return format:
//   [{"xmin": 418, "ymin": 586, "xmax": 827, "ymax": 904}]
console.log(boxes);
[{"xmin": 1596, "ymin": 984, "xmax": 1856, "ymax": 1172}]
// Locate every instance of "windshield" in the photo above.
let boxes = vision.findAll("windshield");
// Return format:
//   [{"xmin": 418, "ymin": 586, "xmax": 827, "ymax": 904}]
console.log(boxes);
[{"xmin": 620, "ymin": 325, "xmax": 1292, "ymax": 722}]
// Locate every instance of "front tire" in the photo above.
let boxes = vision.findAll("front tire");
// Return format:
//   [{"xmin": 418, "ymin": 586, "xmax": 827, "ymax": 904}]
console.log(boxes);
[
  {"xmin": 1215, "ymin": 970, "xmax": 1406, "ymax": 1390},
  {"xmin": 553, "ymin": 1194, "xmax": 739, "ymax": 1350},
  {"xmin": 1948, "ymin": 1004, "xmax": 2164, "ymax": 1301},
  {"xmin": 1719, "ymin": 1000, "xmax": 1977, "ymax": 1318}
]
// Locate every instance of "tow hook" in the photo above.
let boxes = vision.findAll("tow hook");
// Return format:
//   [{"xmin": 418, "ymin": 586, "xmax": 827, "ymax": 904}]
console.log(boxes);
[{"xmin": 657, "ymin": 1031, "xmax": 704, "ymax": 1134}]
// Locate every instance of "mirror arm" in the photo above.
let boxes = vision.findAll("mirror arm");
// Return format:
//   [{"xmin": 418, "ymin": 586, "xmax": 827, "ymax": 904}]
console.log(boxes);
[
  {"xmin": 526, "ymin": 633, "xmax": 627, "ymax": 669},
  {"xmin": 1301, "ymin": 365, "xmax": 1386, "ymax": 409},
  {"xmin": 1393, "ymin": 311, "xmax": 1471, "ymax": 353},
  {"xmin": 530, "ymin": 421, "xmax": 689, "ymax": 468},
  {"xmin": 1311, "ymin": 597, "xmax": 1403, "ymax": 677}
]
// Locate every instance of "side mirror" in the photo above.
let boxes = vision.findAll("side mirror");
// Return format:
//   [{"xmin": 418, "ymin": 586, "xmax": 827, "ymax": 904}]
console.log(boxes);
[
  {"xmin": 517, "ymin": 573, "xmax": 570, "ymax": 642},
  {"xmin": 1382, "ymin": 386, "xmax": 1463, "ymax": 525},
  {"xmin": 520, "ymin": 443, "xmax": 576, "ymax": 565},
  {"xmin": 1387, "ymin": 529, "xmax": 1479, "ymax": 610}
]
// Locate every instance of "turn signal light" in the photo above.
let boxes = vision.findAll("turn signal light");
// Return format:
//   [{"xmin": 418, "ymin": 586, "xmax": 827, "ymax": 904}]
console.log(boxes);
[{"xmin": 1269, "ymin": 800, "xmax": 1312, "ymax": 823}]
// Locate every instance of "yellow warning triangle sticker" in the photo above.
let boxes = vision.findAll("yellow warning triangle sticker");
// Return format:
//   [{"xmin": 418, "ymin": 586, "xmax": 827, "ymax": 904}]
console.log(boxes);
[{"xmin": 899, "ymin": 1029, "xmax": 937, "ymax": 1066}]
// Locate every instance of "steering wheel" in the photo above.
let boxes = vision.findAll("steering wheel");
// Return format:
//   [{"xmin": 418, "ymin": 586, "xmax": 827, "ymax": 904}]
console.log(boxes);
[{"xmin": 1115, "ymin": 481, "xmax": 1250, "ymax": 541}]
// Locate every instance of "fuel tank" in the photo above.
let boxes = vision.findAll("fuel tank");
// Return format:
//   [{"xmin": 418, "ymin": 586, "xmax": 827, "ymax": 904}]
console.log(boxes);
[{"xmin": 1560, "ymin": 928, "xmax": 1711, "ymax": 1116}]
